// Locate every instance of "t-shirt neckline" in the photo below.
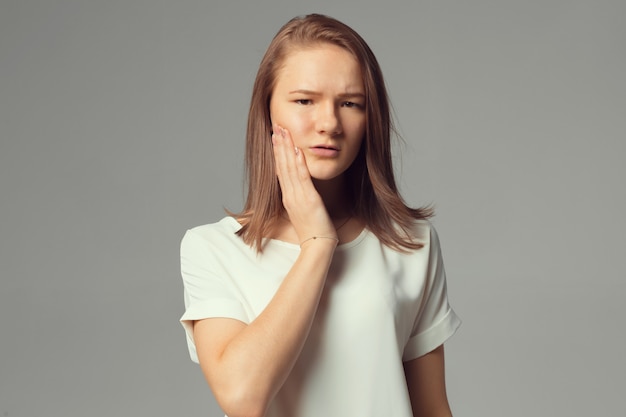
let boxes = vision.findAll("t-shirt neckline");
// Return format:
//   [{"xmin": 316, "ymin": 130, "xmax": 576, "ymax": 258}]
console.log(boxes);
[{"xmin": 223, "ymin": 216, "xmax": 369, "ymax": 251}]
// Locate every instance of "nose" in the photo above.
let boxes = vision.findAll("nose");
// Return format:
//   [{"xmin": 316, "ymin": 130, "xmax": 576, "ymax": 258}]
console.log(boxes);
[{"xmin": 315, "ymin": 102, "xmax": 342, "ymax": 136}]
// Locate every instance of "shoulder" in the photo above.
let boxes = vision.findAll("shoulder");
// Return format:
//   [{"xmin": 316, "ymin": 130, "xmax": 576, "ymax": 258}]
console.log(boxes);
[
  {"xmin": 181, "ymin": 217, "xmax": 243, "ymax": 253},
  {"xmin": 403, "ymin": 219, "xmax": 440, "ymax": 250},
  {"xmin": 185, "ymin": 216, "xmax": 241, "ymax": 238}
]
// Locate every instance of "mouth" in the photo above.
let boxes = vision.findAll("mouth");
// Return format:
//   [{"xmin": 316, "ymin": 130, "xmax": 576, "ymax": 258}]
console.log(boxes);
[
  {"xmin": 309, "ymin": 144, "xmax": 340, "ymax": 157},
  {"xmin": 311, "ymin": 144, "xmax": 339, "ymax": 151}
]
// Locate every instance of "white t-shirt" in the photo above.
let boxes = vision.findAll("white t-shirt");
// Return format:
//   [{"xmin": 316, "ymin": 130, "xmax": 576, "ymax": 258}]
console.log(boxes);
[{"xmin": 180, "ymin": 216, "xmax": 460, "ymax": 417}]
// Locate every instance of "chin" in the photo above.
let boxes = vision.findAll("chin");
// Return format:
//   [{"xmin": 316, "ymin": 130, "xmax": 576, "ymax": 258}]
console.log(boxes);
[
  {"xmin": 306, "ymin": 160, "xmax": 352, "ymax": 182},
  {"xmin": 309, "ymin": 170, "xmax": 346, "ymax": 182}
]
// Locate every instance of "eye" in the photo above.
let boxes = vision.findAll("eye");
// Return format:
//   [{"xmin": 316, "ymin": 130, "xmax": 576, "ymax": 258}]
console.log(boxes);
[
  {"xmin": 294, "ymin": 99, "xmax": 312, "ymax": 105},
  {"xmin": 342, "ymin": 101, "xmax": 363, "ymax": 109}
]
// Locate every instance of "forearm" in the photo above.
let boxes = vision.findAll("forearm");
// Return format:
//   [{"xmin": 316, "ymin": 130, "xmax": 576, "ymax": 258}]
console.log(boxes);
[
  {"xmin": 199, "ymin": 240, "xmax": 336, "ymax": 416},
  {"xmin": 404, "ymin": 345, "xmax": 453, "ymax": 417}
]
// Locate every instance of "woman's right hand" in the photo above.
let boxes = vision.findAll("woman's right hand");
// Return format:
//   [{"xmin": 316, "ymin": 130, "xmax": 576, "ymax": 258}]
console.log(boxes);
[
  {"xmin": 272, "ymin": 125, "xmax": 337, "ymax": 245},
  {"xmin": 192, "ymin": 126, "xmax": 339, "ymax": 417}
]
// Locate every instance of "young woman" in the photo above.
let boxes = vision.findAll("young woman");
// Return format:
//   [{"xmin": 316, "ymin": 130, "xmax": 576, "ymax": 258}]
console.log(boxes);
[{"xmin": 180, "ymin": 14, "xmax": 461, "ymax": 417}]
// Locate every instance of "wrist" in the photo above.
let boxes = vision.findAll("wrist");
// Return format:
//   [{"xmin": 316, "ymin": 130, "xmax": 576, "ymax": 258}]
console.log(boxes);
[
  {"xmin": 299, "ymin": 236, "xmax": 338, "ymax": 256},
  {"xmin": 300, "ymin": 236, "xmax": 339, "ymax": 247}
]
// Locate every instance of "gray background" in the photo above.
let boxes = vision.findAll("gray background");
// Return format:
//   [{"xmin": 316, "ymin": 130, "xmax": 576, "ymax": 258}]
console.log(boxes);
[{"xmin": 1, "ymin": 1, "xmax": 624, "ymax": 416}]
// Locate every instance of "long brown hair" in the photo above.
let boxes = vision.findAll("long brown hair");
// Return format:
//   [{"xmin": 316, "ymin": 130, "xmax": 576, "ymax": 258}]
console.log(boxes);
[{"xmin": 234, "ymin": 14, "xmax": 432, "ymax": 252}]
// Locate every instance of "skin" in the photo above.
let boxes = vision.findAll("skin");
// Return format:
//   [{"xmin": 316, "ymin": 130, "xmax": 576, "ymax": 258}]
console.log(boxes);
[
  {"xmin": 269, "ymin": 43, "xmax": 366, "ymax": 241},
  {"xmin": 404, "ymin": 345, "xmax": 453, "ymax": 417},
  {"xmin": 192, "ymin": 43, "xmax": 453, "ymax": 417},
  {"xmin": 269, "ymin": 44, "xmax": 366, "ymax": 186}
]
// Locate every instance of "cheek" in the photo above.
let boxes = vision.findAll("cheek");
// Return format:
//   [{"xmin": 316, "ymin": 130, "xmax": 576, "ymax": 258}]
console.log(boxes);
[
  {"xmin": 347, "ymin": 119, "xmax": 366, "ymax": 145},
  {"xmin": 350, "ymin": 139, "xmax": 365, "ymax": 161},
  {"xmin": 346, "ymin": 125, "xmax": 366, "ymax": 161},
  {"xmin": 271, "ymin": 102, "xmax": 305, "ymax": 129},
  {"xmin": 277, "ymin": 114, "xmax": 311, "ymax": 145}
]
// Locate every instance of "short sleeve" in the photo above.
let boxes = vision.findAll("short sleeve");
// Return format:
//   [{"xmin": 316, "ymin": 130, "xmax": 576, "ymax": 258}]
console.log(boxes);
[
  {"xmin": 402, "ymin": 225, "xmax": 461, "ymax": 361},
  {"xmin": 179, "ymin": 229, "xmax": 249, "ymax": 363}
]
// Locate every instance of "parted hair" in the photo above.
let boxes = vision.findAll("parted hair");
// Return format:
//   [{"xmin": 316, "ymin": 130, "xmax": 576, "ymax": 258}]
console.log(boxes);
[{"xmin": 234, "ymin": 14, "xmax": 432, "ymax": 252}]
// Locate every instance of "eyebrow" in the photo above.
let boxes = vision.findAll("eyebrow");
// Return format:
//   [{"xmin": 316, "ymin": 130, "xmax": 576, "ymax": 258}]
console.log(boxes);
[{"xmin": 288, "ymin": 89, "xmax": 365, "ymax": 99}]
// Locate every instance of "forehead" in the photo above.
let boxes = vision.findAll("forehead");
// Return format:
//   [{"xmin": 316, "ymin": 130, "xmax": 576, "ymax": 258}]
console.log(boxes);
[{"xmin": 274, "ymin": 43, "xmax": 364, "ymax": 90}]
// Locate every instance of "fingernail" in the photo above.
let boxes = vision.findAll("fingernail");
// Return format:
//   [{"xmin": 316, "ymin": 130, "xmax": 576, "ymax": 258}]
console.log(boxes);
[{"xmin": 294, "ymin": 146, "xmax": 300, "ymax": 155}]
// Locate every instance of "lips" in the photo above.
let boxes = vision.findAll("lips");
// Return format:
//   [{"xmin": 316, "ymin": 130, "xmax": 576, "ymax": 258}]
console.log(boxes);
[
  {"xmin": 313, "ymin": 144, "xmax": 339, "ymax": 151},
  {"xmin": 309, "ymin": 144, "xmax": 340, "ymax": 157}
]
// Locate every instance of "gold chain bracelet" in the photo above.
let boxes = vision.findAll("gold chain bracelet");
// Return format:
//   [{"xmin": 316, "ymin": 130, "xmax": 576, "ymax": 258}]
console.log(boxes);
[{"xmin": 300, "ymin": 236, "xmax": 339, "ymax": 247}]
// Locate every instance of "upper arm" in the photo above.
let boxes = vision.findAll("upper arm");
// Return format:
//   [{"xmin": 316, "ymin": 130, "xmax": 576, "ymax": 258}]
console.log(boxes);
[
  {"xmin": 403, "ymin": 344, "xmax": 453, "ymax": 417},
  {"xmin": 180, "ymin": 229, "xmax": 250, "ymax": 363}
]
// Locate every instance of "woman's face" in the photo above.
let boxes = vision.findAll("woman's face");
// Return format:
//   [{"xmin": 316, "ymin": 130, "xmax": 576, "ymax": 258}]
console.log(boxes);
[{"xmin": 269, "ymin": 43, "xmax": 366, "ymax": 182}]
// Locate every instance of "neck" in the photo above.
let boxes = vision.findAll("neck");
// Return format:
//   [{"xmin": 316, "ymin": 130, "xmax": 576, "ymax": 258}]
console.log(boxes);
[{"xmin": 312, "ymin": 175, "xmax": 353, "ymax": 219}]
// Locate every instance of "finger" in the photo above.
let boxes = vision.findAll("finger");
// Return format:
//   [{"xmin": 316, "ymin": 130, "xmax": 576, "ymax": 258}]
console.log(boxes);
[
  {"xmin": 278, "ymin": 126, "xmax": 299, "ymax": 176},
  {"xmin": 277, "ymin": 127, "xmax": 311, "ymax": 196},
  {"xmin": 273, "ymin": 127, "xmax": 297, "ymax": 173},
  {"xmin": 294, "ymin": 144, "xmax": 313, "ymax": 184},
  {"xmin": 272, "ymin": 127, "xmax": 297, "ymax": 195},
  {"xmin": 273, "ymin": 126, "xmax": 313, "ymax": 210},
  {"xmin": 272, "ymin": 131, "xmax": 289, "ymax": 187},
  {"xmin": 279, "ymin": 128, "xmax": 314, "ymax": 187}
]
